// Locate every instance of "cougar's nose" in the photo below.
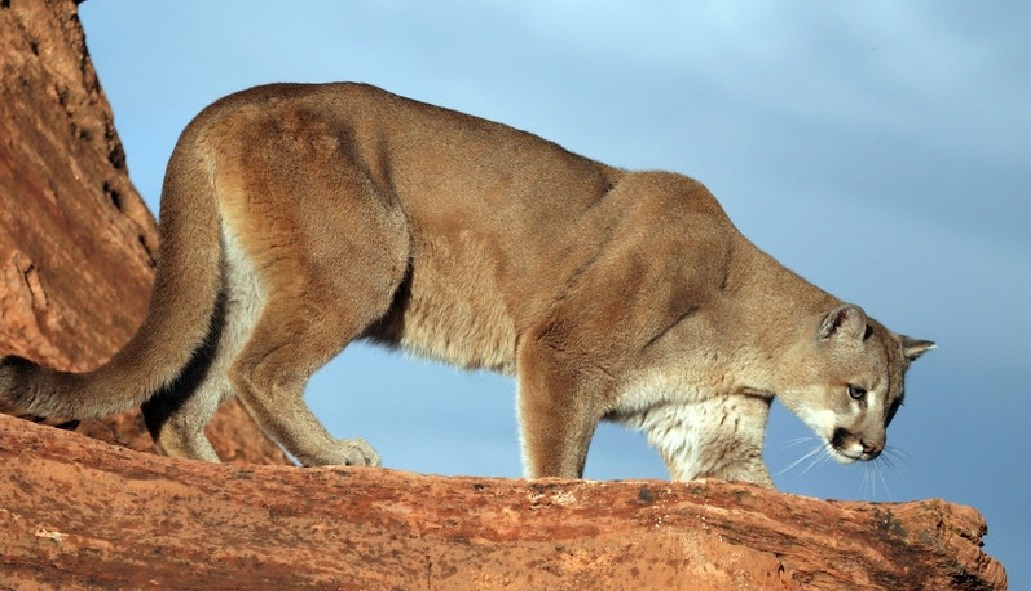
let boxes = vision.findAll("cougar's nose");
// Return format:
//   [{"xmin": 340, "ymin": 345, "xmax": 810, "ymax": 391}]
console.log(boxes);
[{"xmin": 860, "ymin": 440, "xmax": 882, "ymax": 458}]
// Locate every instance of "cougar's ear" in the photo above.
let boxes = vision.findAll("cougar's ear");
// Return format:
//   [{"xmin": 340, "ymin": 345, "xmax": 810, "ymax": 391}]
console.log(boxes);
[
  {"xmin": 818, "ymin": 304, "xmax": 868, "ymax": 342},
  {"xmin": 900, "ymin": 335, "xmax": 936, "ymax": 361}
]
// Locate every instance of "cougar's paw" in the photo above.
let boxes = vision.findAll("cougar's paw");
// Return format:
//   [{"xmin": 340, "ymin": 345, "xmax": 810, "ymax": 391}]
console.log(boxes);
[{"xmin": 331, "ymin": 437, "xmax": 381, "ymax": 467}]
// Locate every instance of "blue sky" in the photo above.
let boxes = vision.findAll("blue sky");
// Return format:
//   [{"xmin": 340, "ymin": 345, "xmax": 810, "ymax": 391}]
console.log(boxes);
[{"xmin": 80, "ymin": 1, "xmax": 1029, "ymax": 584}]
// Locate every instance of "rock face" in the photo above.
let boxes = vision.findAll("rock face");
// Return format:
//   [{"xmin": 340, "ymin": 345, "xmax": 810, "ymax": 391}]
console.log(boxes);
[
  {"xmin": 0, "ymin": 416, "xmax": 1008, "ymax": 591},
  {"xmin": 0, "ymin": 0, "xmax": 287, "ymax": 464},
  {"xmin": 0, "ymin": 0, "xmax": 157, "ymax": 367},
  {"xmin": 0, "ymin": 2, "xmax": 1009, "ymax": 590}
]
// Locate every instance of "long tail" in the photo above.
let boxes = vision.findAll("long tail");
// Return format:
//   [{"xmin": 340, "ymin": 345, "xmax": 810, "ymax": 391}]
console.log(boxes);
[{"xmin": 1, "ymin": 123, "xmax": 223, "ymax": 418}]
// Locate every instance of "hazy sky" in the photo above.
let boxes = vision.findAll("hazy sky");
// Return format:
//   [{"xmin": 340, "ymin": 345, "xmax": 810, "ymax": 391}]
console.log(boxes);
[{"xmin": 79, "ymin": 1, "xmax": 1029, "ymax": 584}]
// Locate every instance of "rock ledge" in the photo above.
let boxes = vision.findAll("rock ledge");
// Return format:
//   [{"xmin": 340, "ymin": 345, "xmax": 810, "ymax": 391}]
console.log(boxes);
[{"xmin": 0, "ymin": 415, "xmax": 1008, "ymax": 590}]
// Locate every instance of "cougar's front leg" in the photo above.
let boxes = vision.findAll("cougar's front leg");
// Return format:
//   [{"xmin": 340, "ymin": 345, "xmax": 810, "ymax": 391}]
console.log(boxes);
[
  {"xmin": 651, "ymin": 395, "xmax": 773, "ymax": 487},
  {"xmin": 515, "ymin": 336, "xmax": 610, "ymax": 479}
]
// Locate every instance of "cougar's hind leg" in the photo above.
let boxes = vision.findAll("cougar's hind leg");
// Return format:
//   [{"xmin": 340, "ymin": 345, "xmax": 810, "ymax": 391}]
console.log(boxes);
[
  {"xmin": 229, "ymin": 248, "xmax": 408, "ymax": 466},
  {"xmin": 220, "ymin": 134, "xmax": 409, "ymax": 466},
  {"xmin": 142, "ymin": 381, "xmax": 223, "ymax": 462},
  {"xmin": 142, "ymin": 243, "xmax": 264, "ymax": 462},
  {"xmin": 229, "ymin": 293, "xmax": 389, "ymax": 467}
]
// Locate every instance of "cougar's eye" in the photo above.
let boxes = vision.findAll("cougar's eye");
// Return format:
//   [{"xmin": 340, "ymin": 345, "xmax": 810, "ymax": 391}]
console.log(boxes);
[{"xmin": 847, "ymin": 384, "xmax": 867, "ymax": 400}]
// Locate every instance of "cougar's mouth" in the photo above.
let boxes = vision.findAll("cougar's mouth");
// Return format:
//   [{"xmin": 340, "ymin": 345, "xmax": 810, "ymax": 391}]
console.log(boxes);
[{"xmin": 830, "ymin": 427, "xmax": 882, "ymax": 462}]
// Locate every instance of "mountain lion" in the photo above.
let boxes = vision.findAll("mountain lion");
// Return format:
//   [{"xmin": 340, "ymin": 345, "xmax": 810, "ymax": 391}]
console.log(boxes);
[{"xmin": 0, "ymin": 83, "xmax": 934, "ymax": 486}]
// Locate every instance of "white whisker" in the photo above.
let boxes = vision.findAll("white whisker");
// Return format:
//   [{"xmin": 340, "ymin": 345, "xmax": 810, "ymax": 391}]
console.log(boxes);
[
  {"xmin": 875, "ymin": 459, "xmax": 893, "ymax": 501},
  {"xmin": 881, "ymin": 446, "xmax": 911, "ymax": 489},
  {"xmin": 860, "ymin": 463, "xmax": 867, "ymax": 498},
  {"xmin": 880, "ymin": 453, "xmax": 902, "ymax": 477},
  {"xmin": 783, "ymin": 436, "xmax": 817, "ymax": 449},
  {"xmin": 883, "ymin": 446, "xmax": 913, "ymax": 468},
  {"xmin": 799, "ymin": 446, "xmax": 830, "ymax": 476},
  {"xmin": 776, "ymin": 444, "xmax": 824, "ymax": 476}
]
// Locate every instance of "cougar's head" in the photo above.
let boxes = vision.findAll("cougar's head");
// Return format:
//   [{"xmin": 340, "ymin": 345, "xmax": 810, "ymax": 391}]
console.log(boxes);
[{"xmin": 776, "ymin": 304, "xmax": 935, "ymax": 463}]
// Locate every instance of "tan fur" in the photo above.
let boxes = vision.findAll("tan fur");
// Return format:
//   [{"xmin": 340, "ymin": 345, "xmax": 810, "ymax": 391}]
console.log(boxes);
[{"xmin": 0, "ymin": 83, "xmax": 934, "ymax": 485}]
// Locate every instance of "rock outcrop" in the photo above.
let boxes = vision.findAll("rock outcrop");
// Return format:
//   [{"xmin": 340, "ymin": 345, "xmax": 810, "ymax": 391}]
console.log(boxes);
[
  {"xmin": 0, "ymin": 1, "xmax": 1009, "ymax": 590},
  {"xmin": 0, "ymin": 0, "xmax": 287, "ymax": 464},
  {"xmin": 0, "ymin": 416, "xmax": 1008, "ymax": 590},
  {"xmin": 1, "ymin": 0, "xmax": 156, "ymax": 368}
]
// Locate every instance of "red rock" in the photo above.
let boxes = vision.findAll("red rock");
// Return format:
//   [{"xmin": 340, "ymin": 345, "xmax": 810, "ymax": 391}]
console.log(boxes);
[
  {"xmin": 0, "ymin": 0, "xmax": 287, "ymax": 465},
  {"xmin": 0, "ymin": 416, "xmax": 1008, "ymax": 590},
  {"xmin": 1, "ymin": 0, "xmax": 155, "ymax": 368}
]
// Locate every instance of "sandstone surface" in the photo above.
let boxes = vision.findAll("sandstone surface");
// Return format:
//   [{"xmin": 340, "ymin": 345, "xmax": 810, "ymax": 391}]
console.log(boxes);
[{"xmin": 0, "ymin": 416, "xmax": 1008, "ymax": 590}]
